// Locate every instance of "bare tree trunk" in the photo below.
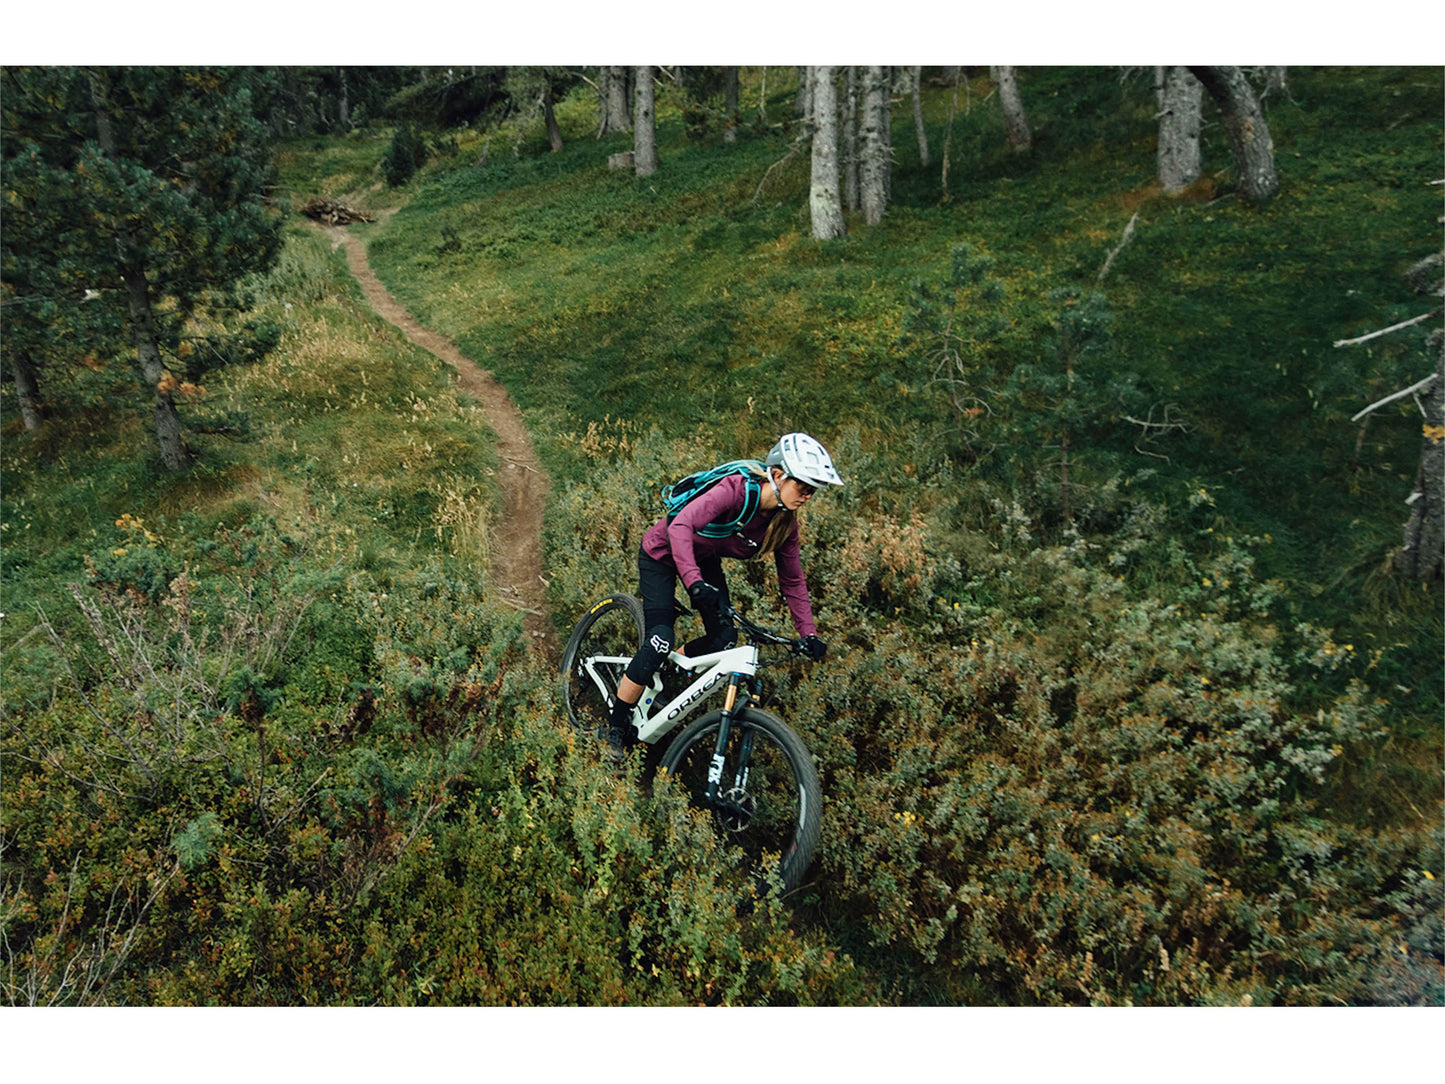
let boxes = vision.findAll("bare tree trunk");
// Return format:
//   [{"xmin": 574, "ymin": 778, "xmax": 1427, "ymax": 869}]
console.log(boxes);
[
  {"xmin": 1188, "ymin": 65, "xmax": 1279, "ymax": 205},
  {"xmin": 337, "ymin": 67, "xmax": 350, "ymax": 129},
  {"xmin": 911, "ymin": 65, "xmax": 930, "ymax": 168},
  {"xmin": 860, "ymin": 65, "xmax": 892, "ymax": 225},
  {"xmin": 940, "ymin": 67, "xmax": 962, "ymax": 200},
  {"xmin": 633, "ymin": 66, "xmax": 658, "ymax": 177},
  {"xmin": 994, "ymin": 65, "xmax": 1032, "ymax": 153},
  {"xmin": 598, "ymin": 66, "xmax": 631, "ymax": 136},
  {"xmin": 1157, "ymin": 65, "xmax": 1203, "ymax": 195},
  {"xmin": 11, "ymin": 350, "xmax": 44, "ymax": 431},
  {"xmin": 809, "ymin": 67, "xmax": 846, "ymax": 241},
  {"xmin": 542, "ymin": 82, "xmax": 564, "ymax": 152},
  {"xmin": 795, "ymin": 66, "xmax": 812, "ymax": 122},
  {"xmin": 723, "ymin": 66, "xmax": 740, "ymax": 143},
  {"xmin": 842, "ymin": 66, "xmax": 860, "ymax": 212},
  {"xmin": 1394, "ymin": 340, "xmax": 1445, "ymax": 580}
]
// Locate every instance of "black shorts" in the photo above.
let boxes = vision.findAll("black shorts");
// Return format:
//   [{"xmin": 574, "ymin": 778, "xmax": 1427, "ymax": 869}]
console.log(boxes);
[{"xmin": 636, "ymin": 546, "xmax": 733, "ymax": 649}]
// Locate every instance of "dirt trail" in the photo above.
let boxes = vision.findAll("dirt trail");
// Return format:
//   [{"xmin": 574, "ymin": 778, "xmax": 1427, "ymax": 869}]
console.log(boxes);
[{"xmin": 325, "ymin": 224, "xmax": 556, "ymax": 657}]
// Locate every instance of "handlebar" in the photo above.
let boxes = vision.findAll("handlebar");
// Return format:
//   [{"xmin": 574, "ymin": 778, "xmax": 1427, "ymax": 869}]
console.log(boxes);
[{"xmin": 723, "ymin": 603, "xmax": 805, "ymax": 654}]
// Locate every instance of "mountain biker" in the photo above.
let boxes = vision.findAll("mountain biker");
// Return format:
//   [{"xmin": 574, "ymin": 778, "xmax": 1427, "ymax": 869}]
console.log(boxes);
[{"xmin": 606, "ymin": 433, "xmax": 844, "ymax": 758}]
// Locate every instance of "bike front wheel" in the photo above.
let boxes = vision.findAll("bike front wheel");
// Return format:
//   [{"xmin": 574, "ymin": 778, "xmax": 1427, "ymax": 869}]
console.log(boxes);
[
  {"xmin": 659, "ymin": 707, "xmax": 821, "ymax": 894},
  {"xmin": 560, "ymin": 593, "xmax": 645, "ymax": 740}
]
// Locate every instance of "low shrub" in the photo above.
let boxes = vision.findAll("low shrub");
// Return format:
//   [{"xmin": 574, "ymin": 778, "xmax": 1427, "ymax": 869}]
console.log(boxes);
[{"xmin": 543, "ymin": 436, "xmax": 1442, "ymax": 1005}]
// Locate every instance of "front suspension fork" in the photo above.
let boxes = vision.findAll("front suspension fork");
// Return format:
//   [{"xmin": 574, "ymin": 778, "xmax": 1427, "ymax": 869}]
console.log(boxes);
[{"xmin": 705, "ymin": 673, "xmax": 755, "ymax": 805}]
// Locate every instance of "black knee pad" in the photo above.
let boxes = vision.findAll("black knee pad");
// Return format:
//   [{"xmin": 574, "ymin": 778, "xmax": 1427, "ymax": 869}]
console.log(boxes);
[{"xmin": 625, "ymin": 624, "xmax": 674, "ymax": 686}]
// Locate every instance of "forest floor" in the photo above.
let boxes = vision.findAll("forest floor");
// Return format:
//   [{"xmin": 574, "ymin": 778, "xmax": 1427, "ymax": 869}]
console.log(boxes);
[{"xmin": 321, "ymin": 220, "xmax": 557, "ymax": 659}]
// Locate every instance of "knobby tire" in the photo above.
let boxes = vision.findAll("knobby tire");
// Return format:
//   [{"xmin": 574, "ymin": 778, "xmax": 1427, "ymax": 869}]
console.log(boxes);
[
  {"xmin": 659, "ymin": 706, "xmax": 821, "ymax": 894},
  {"xmin": 560, "ymin": 594, "xmax": 645, "ymax": 740}
]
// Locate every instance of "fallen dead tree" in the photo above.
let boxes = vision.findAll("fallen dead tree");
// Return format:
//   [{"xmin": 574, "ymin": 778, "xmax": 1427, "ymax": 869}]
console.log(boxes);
[{"xmin": 299, "ymin": 198, "xmax": 374, "ymax": 225}]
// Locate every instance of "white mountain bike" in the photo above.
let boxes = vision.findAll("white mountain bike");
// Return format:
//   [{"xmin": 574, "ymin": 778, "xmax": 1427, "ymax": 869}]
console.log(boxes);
[{"xmin": 560, "ymin": 593, "xmax": 822, "ymax": 894}]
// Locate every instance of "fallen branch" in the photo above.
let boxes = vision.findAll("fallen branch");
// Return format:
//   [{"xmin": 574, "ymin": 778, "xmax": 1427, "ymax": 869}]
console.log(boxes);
[
  {"xmin": 1096, "ymin": 211, "xmax": 1140, "ymax": 284},
  {"xmin": 1333, "ymin": 306, "xmax": 1441, "ymax": 348},
  {"xmin": 1351, "ymin": 371, "xmax": 1441, "ymax": 422},
  {"xmin": 751, "ymin": 132, "xmax": 810, "ymax": 206},
  {"xmin": 1124, "ymin": 410, "xmax": 1188, "ymax": 434},
  {"xmin": 1134, "ymin": 445, "xmax": 1173, "ymax": 463}
]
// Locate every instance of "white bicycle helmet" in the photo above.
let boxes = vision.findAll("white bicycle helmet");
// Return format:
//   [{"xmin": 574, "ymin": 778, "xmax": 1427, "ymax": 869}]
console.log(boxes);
[{"xmin": 765, "ymin": 433, "xmax": 844, "ymax": 488}]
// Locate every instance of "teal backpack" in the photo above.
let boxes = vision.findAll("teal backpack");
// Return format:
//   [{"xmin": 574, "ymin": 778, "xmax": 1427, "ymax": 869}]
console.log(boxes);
[{"xmin": 661, "ymin": 459, "xmax": 765, "ymax": 539}]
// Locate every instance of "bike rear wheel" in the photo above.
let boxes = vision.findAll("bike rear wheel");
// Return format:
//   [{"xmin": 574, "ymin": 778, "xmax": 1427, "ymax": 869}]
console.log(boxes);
[
  {"xmin": 659, "ymin": 707, "xmax": 821, "ymax": 894},
  {"xmin": 560, "ymin": 594, "xmax": 646, "ymax": 740}
]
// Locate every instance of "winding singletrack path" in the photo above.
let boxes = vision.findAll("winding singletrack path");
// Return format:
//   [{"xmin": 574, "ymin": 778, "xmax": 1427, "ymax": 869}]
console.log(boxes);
[{"xmin": 326, "ymin": 223, "xmax": 556, "ymax": 657}]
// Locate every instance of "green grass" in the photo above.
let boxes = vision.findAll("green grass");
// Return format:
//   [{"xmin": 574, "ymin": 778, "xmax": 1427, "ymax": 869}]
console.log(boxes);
[
  {"xmin": 4, "ymin": 67, "xmax": 1440, "ymax": 1008},
  {"xmin": 1, "ymin": 223, "xmax": 503, "ymax": 666},
  {"xmin": 343, "ymin": 66, "xmax": 1442, "ymax": 740}
]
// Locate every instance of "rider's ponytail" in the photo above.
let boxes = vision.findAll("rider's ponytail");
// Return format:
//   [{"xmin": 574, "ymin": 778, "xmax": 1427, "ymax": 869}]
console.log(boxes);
[
  {"xmin": 756, "ymin": 508, "xmax": 796, "ymax": 560},
  {"xmin": 750, "ymin": 464, "xmax": 797, "ymax": 560}
]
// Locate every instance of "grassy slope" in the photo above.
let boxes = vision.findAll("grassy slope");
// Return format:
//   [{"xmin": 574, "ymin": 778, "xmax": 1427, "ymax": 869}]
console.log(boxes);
[
  {"xmin": 354, "ymin": 66, "xmax": 1443, "ymax": 738},
  {"xmin": 0, "ymin": 223, "xmax": 503, "ymax": 657},
  {"xmin": 3, "ymin": 66, "xmax": 1440, "ymax": 1008}
]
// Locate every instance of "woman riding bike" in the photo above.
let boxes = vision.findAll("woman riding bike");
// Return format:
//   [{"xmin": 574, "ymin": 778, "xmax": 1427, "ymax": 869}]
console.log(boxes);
[{"xmin": 606, "ymin": 433, "xmax": 844, "ymax": 758}]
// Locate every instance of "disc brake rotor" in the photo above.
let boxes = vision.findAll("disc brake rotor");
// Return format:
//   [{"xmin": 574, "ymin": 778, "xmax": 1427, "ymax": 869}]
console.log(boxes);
[{"xmin": 716, "ymin": 786, "xmax": 756, "ymax": 832}]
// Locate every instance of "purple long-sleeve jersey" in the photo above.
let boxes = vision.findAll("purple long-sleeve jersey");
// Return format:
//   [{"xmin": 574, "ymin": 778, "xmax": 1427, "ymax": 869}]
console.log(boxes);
[{"xmin": 641, "ymin": 473, "xmax": 817, "ymax": 638}]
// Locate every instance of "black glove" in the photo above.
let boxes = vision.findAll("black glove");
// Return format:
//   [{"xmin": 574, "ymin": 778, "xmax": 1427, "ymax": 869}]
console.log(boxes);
[
  {"xmin": 799, "ymin": 635, "xmax": 827, "ymax": 661},
  {"xmin": 687, "ymin": 580, "xmax": 723, "ymax": 616}
]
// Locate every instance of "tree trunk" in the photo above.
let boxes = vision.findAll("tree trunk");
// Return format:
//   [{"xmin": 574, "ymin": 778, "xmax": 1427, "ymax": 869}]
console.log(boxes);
[
  {"xmin": 795, "ymin": 66, "xmax": 812, "ymax": 122},
  {"xmin": 633, "ymin": 66, "xmax": 659, "ymax": 177},
  {"xmin": 940, "ymin": 67, "xmax": 962, "ymax": 200},
  {"xmin": 1157, "ymin": 65, "xmax": 1203, "ymax": 195},
  {"xmin": 842, "ymin": 66, "xmax": 860, "ymax": 212},
  {"xmin": 1187, "ymin": 65, "xmax": 1279, "ymax": 205},
  {"xmin": 598, "ymin": 66, "xmax": 631, "ymax": 136},
  {"xmin": 860, "ymin": 65, "xmax": 892, "ymax": 225},
  {"xmin": 122, "ymin": 264, "xmax": 191, "ymax": 473},
  {"xmin": 542, "ymin": 82, "xmax": 564, "ymax": 152},
  {"xmin": 808, "ymin": 66, "xmax": 846, "ymax": 241},
  {"xmin": 337, "ymin": 67, "xmax": 350, "ymax": 129},
  {"xmin": 723, "ymin": 66, "xmax": 739, "ymax": 144},
  {"xmin": 911, "ymin": 65, "xmax": 930, "ymax": 168},
  {"xmin": 11, "ymin": 350, "xmax": 44, "ymax": 431},
  {"xmin": 995, "ymin": 65, "xmax": 1032, "ymax": 153},
  {"xmin": 1393, "ymin": 341, "xmax": 1445, "ymax": 580}
]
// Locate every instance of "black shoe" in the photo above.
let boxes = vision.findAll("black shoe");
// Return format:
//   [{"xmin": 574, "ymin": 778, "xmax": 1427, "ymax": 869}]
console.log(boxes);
[{"xmin": 606, "ymin": 698, "xmax": 635, "ymax": 761}]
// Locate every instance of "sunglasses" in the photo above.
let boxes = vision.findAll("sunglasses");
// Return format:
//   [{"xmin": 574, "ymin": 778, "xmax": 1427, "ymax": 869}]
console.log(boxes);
[{"xmin": 788, "ymin": 478, "xmax": 817, "ymax": 496}]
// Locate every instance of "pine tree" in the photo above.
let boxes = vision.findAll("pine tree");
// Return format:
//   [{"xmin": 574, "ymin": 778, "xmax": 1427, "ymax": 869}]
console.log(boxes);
[{"xmin": 2, "ymin": 67, "xmax": 283, "ymax": 471}]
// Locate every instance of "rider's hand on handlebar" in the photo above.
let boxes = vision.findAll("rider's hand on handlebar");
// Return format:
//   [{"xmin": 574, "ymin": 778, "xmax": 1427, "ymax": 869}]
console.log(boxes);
[
  {"xmin": 799, "ymin": 635, "xmax": 827, "ymax": 661},
  {"xmin": 687, "ymin": 580, "xmax": 723, "ymax": 616}
]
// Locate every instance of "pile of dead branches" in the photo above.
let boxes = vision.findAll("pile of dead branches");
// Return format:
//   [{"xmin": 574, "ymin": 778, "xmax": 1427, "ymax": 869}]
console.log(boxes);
[{"xmin": 299, "ymin": 198, "xmax": 374, "ymax": 225}]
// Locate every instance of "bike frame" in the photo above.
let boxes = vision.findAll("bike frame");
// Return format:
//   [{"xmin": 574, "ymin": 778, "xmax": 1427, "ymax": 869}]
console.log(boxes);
[
  {"xmin": 634, "ymin": 643, "xmax": 758, "ymax": 745},
  {"xmin": 578, "ymin": 641, "xmax": 759, "ymax": 746}
]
